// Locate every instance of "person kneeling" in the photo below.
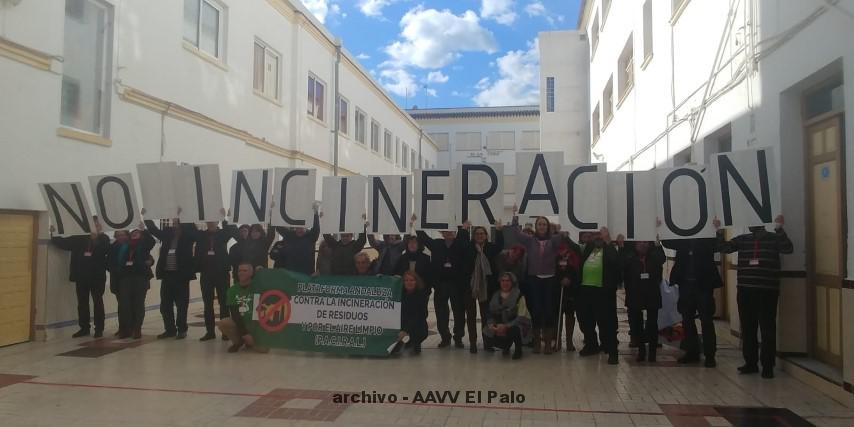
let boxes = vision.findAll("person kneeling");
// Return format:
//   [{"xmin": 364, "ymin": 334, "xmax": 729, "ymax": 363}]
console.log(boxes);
[
  {"xmin": 394, "ymin": 271, "xmax": 429, "ymax": 355},
  {"xmin": 217, "ymin": 262, "xmax": 268, "ymax": 353},
  {"xmin": 483, "ymin": 273, "xmax": 531, "ymax": 360}
]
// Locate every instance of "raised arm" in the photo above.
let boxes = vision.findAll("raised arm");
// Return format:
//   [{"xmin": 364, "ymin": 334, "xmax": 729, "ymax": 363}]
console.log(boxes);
[
  {"xmin": 144, "ymin": 219, "xmax": 166, "ymax": 241},
  {"xmin": 354, "ymin": 226, "xmax": 367, "ymax": 250},
  {"xmin": 775, "ymin": 228, "xmax": 794, "ymax": 255},
  {"xmin": 50, "ymin": 235, "xmax": 76, "ymax": 251},
  {"xmin": 716, "ymin": 230, "xmax": 738, "ymax": 254},
  {"xmin": 367, "ymin": 234, "xmax": 381, "ymax": 250},
  {"xmin": 323, "ymin": 234, "xmax": 337, "ymax": 247},
  {"xmin": 415, "ymin": 230, "xmax": 434, "ymax": 252},
  {"xmin": 307, "ymin": 212, "xmax": 321, "ymax": 242}
]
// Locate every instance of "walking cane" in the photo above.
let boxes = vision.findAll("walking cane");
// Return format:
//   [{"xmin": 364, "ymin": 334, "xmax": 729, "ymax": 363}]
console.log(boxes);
[{"xmin": 555, "ymin": 283, "xmax": 565, "ymax": 351}]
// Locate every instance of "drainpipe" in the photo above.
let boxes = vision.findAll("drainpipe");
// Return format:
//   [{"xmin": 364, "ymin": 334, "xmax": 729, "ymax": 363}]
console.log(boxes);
[{"xmin": 333, "ymin": 38, "xmax": 342, "ymax": 176}]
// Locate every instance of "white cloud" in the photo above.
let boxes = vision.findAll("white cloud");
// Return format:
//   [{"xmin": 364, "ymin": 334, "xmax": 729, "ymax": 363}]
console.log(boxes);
[
  {"xmin": 384, "ymin": 6, "xmax": 498, "ymax": 69},
  {"xmin": 481, "ymin": 0, "xmax": 517, "ymax": 25},
  {"xmin": 359, "ymin": 0, "xmax": 393, "ymax": 17},
  {"xmin": 473, "ymin": 39, "xmax": 540, "ymax": 107},
  {"xmin": 425, "ymin": 88, "xmax": 438, "ymax": 97},
  {"xmin": 426, "ymin": 71, "xmax": 449, "ymax": 84},
  {"xmin": 356, "ymin": 53, "xmax": 371, "ymax": 60},
  {"xmin": 378, "ymin": 67, "xmax": 418, "ymax": 97},
  {"xmin": 300, "ymin": 0, "xmax": 342, "ymax": 24},
  {"xmin": 524, "ymin": 1, "xmax": 546, "ymax": 17}
]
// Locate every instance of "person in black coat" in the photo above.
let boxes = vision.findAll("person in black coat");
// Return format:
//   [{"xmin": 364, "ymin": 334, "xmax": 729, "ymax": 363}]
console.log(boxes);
[
  {"xmin": 661, "ymin": 235, "xmax": 722, "ymax": 367},
  {"xmin": 241, "ymin": 224, "xmax": 276, "ymax": 271},
  {"xmin": 144, "ymin": 212, "xmax": 198, "ymax": 340},
  {"xmin": 108, "ymin": 226, "xmax": 156, "ymax": 339},
  {"xmin": 323, "ymin": 224, "xmax": 368, "ymax": 276},
  {"xmin": 194, "ymin": 211, "xmax": 236, "ymax": 341},
  {"xmin": 50, "ymin": 218, "xmax": 110, "ymax": 338},
  {"xmin": 228, "ymin": 224, "xmax": 250, "ymax": 274},
  {"xmin": 415, "ymin": 221, "xmax": 471, "ymax": 349},
  {"xmin": 466, "ymin": 224, "xmax": 504, "ymax": 353},
  {"xmin": 622, "ymin": 241, "xmax": 666, "ymax": 362},
  {"xmin": 274, "ymin": 209, "xmax": 321, "ymax": 275},
  {"xmin": 369, "ymin": 234, "xmax": 406, "ymax": 276},
  {"xmin": 393, "ymin": 236, "xmax": 432, "ymax": 286},
  {"xmin": 397, "ymin": 270, "xmax": 429, "ymax": 354},
  {"xmin": 577, "ymin": 227, "xmax": 623, "ymax": 365}
]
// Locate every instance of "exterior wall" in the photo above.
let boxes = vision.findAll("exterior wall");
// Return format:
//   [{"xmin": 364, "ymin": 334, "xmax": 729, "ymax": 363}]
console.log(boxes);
[
  {"xmin": 411, "ymin": 109, "xmax": 541, "ymax": 220},
  {"xmin": 576, "ymin": 0, "xmax": 854, "ymax": 389},
  {"xmin": 0, "ymin": 0, "xmax": 436, "ymax": 339},
  {"xmin": 538, "ymin": 30, "xmax": 591, "ymax": 165}
]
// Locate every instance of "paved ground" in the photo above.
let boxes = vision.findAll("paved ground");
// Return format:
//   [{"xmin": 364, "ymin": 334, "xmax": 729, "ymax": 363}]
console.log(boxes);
[{"xmin": 1, "ymin": 294, "xmax": 853, "ymax": 426}]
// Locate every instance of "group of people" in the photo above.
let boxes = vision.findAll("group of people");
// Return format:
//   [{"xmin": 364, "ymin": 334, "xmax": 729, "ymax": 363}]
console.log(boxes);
[{"xmin": 50, "ymin": 204, "xmax": 793, "ymax": 377}]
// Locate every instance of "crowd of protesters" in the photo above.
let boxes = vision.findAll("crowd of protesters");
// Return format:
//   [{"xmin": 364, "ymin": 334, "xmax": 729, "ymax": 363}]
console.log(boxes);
[{"xmin": 50, "ymin": 203, "xmax": 792, "ymax": 377}]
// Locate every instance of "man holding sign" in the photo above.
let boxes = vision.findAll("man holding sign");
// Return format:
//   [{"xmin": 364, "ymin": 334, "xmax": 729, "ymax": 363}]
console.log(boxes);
[{"xmin": 716, "ymin": 215, "xmax": 793, "ymax": 379}]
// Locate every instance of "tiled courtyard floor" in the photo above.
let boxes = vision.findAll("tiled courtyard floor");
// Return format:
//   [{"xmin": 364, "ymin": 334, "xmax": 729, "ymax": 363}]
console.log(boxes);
[{"xmin": 0, "ymin": 296, "xmax": 852, "ymax": 426}]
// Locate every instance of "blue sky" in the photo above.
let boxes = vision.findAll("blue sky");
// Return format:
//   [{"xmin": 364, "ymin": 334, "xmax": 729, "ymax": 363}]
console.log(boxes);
[{"xmin": 299, "ymin": 1, "xmax": 581, "ymax": 109}]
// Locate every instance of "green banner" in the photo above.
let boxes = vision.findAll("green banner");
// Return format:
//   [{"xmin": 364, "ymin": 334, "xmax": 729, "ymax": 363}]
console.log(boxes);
[{"xmin": 244, "ymin": 269, "xmax": 403, "ymax": 356}]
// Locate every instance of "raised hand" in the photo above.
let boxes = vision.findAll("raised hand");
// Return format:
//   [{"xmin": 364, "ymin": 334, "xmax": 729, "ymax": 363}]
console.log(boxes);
[
  {"xmin": 712, "ymin": 217, "xmax": 722, "ymax": 229},
  {"xmin": 774, "ymin": 214, "xmax": 785, "ymax": 229},
  {"xmin": 140, "ymin": 207, "xmax": 147, "ymax": 217}
]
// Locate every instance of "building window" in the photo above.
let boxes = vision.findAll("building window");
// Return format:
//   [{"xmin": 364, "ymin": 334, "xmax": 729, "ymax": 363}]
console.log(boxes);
[
  {"xmin": 384, "ymin": 130, "xmax": 393, "ymax": 159},
  {"xmin": 355, "ymin": 109, "xmax": 367, "ymax": 144},
  {"xmin": 603, "ymin": 76, "xmax": 614, "ymax": 127},
  {"xmin": 429, "ymin": 132, "xmax": 450, "ymax": 151},
  {"xmin": 455, "ymin": 132, "xmax": 482, "ymax": 151},
  {"xmin": 183, "ymin": 0, "xmax": 225, "ymax": 59},
  {"xmin": 307, "ymin": 74, "xmax": 325, "ymax": 122},
  {"xmin": 61, "ymin": 0, "xmax": 113, "ymax": 136},
  {"xmin": 411, "ymin": 150, "xmax": 417, "ymax": 170},
  {"xmin": 642, "ymin": 0, "xmax": 654, "ymax": 65},
  {"xmin": 671, "ymin": 0, "xmax": 690, "ymax": 22},
  {"xmin": 402, "ymin": 144, "xmax": 409, "ymax": 169},
  {"xmin": 395, "ymin": 137, "xmax": 401, "ymax": 165},
  {"xmin": 424, "ymin": 159, "xmax": 429, "ymax": 169},
  {"xmin": 592, "ymin": 104, "xmax": 601, "ymax": 143},
  {"xmin": 520, "ymin": 131, "xmax": 540, "ymax": 150},
  {"xmin": 590, "ymin": 12, "xmax": 600, "ymax": 57},
  {"xmin": 618, "ymin": 35, "xmax": 634, "ymax": 104},
  {"xmin": 253, "ymin": 40, "xmax": 280, "ymax": 101},
  {"xmin": 337, "ymin": 96, "xmax": 349, "ymax": 135},
  {"xmin": 487, "ymin": 131, "xmax": 516, "ymax": 150},
  {"xmin": 546, "ymin": 77, "xmax": 556, "ymax": 113},
  {"xmin": 370, "ymin": 120, "xmax": 380, "ymax": 152}
]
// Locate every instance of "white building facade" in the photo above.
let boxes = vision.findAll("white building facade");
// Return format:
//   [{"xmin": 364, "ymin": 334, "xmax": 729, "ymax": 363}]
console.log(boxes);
[
  {"xmin": 408, "ymin": 106, "xmax": 541, "ymax": 221},
  {"xmin": 0, "ymin": 0, "xmax": 437, "ymax": 344},
  {"xmin": 577, "ymin": 0, "xmax": 854, "ymax": 397}
]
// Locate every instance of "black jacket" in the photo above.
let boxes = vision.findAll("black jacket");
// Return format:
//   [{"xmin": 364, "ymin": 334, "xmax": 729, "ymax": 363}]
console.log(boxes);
[
  {"xmin": 661, "ymin": 238, "xmax": 722, "ymax": 290},
  {"xmin": 416, "ymin": 228, "xmax": 472, "ymax": 283},
  {"xmin": 275, "ymin": 213, "xmax": 321, "ymax": 275},
  {"xmin": 107, "ymin": 231, "xmax": 156, "ymax": 281},
  {"xmin": 394, "ymin": 249, "xmax": 433, "ymax": 285},
  {"xmin": 401, "ymin": 287, "xmax": 429, "ymax": 344},
  {"xmin": 581, "ymin": 243, "xmax": 622, "ymax": 291},
  {"xmin": 239, "ymin": 228, "xmax": 276, "ymax": 270},
  {"xmin": 369, "ymin": 236, "xmax": 406, "ymax": 276},
  {"xmin": 193, "ymin": 222, "xmax": 236, "ymax": 274},
  {"xmin": 269, "ymin": 241, "xmax": 288, "ymax": 269},
  {"xmin": 621, "ymin": 243, "xmax": 666, "ymax": 310},
  {"xmin": 145, "ymin": 220, "xmax": 198, "ymax": 281},
  {"xmin": 51, "ymin": 234, "xmax": 110, "ymax": 283},
  {"xmin": 323, "ymin": 230, "xmax": 367, "ymax": 276}
]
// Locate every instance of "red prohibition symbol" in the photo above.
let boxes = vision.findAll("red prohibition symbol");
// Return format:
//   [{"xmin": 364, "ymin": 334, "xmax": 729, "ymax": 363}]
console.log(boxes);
[{"xmin": 256, "ymin": 289, "xmax": 292, "ymax": 333}]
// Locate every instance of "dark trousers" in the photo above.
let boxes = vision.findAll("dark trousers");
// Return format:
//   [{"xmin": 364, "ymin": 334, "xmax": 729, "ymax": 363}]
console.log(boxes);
[
  {"xmin": 75, "ymin": 280, "xmax": 105, "ymax": 332},
  {"xmin": 737, "ymin": 287, "xmax": 779, "ymax": 369},
  {"xmin": 434, "ymin": 280, "xmax": 465, "ymax": 341},
  {"xmin": 160, "ymin": 275, "xmax": 190, "ymax": 333},
  {"xmin": 464, "ymin": 293, "xmax": 488, "ymax": 346},
  {"xmin": 486, "ymin": 325, "xmax": 522, "ymax": 351},
  {"xmin": 628, "ymin": 308, "xmax": 659, "ymax": 345},
  {"xmin": 118, "ymin": 276, "xmax": 148, "ymax": 332},
  {"xmin": 200, "ymin": 270, "xmax": 229, "ymax": 333},
  {"xmin": 527, "ymin": 276, "xmax": 559, "ymax": 329},
  {"xmin": 576, "ymin": 286, "xmax": 618, "ymax": 353},
  {"xmin": 678, "ymin": 285, "xmax": 717, "ymax": 358}
]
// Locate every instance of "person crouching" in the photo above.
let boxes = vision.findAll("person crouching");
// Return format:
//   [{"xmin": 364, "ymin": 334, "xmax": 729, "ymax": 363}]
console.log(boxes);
[
  {"xmin": 397, "ymin": 270, "xmax": 429, "ymax": 355},
  {"xmin": 217, "ymin": 262, "xmax": 268, "ymax": 353},
  {"xmin": 483, "ymin": 273, "xmax": 531, "ymax": 360}
]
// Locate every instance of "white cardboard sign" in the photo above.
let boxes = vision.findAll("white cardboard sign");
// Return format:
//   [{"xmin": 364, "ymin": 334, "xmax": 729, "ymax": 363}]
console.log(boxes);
[
  {"xmin": 271, "ymin": 168, "xmax": 316, "ymax": 228},
  {"xmin": 88, "ymin": 173, "xmax": 140, "ymax": 231},
  {"xmin": 321, "ymin": 176, "xmax": 367, "ymax": 233},
  {"xmin": 40, "ymin": 182, "xmax": 96, "ymax": 236}
]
